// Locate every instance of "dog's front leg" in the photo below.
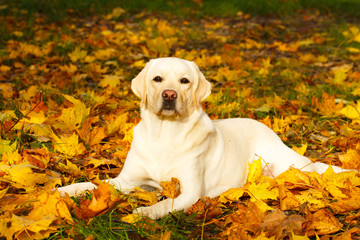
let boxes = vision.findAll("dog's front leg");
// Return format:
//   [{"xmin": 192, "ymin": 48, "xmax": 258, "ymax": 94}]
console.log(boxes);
[
  {"xmin": 134, "ymin": 168, "xmax": 202, "ymax": 219},
  {"xmin": 56, "ymin": 175, "xmax": 136, "ymax": 197}
]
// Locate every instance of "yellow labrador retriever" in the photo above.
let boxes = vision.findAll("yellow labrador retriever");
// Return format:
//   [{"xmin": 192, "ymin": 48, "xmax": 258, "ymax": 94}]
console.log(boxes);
[{"xmin": 57, "ymin": 57, "xmax": 345, "ymax": 219}]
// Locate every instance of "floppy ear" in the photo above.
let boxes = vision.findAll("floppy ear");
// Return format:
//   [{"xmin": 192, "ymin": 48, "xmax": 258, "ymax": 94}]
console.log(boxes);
[
  {"xmin": 131, "ymin": 61, "xmax": 151, "ymax": 106},
  {"xmin": 191, "ymin": 61, "xmax": 211, "ymax": 107}
]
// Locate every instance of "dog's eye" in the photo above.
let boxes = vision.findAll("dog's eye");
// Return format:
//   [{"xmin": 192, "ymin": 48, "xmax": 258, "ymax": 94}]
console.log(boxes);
[
  {"xmin": 180, "ymin": 78, "xmax": 190, "ymax": 84},
  {"xmin": 153, "ymin": 76, "xmax": 163, "ymax": 82}
]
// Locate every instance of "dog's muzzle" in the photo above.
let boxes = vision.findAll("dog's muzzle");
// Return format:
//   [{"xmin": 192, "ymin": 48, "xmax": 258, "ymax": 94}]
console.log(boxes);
[{"xmin": 161, "ymin": 89, "xmax": 177, "ymax": 111}]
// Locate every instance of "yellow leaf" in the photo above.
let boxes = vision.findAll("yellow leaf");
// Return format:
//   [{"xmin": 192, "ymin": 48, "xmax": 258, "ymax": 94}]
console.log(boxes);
[
  {"xmin": 247, "ymin": 158, "xmax": 262, "ymax": 183},
  {"xmin": 121, "ymin": 213, "xmax": 143, "ymax": 224},
  {"xmin": 133, "ymin": 187, "xmax": 158, "ymax": 206},
  {"xmin": 340, "ymin": 101, "xmax": 360, "ymax": 120},
  {"xmin": 218, "ymin": 188, "xmax": 245, "ymax": 203},
  {"xmin": 94, "ymin": 48, "xmax": 116, "ymax": 60},
  {"xmin": 0, "ymin": 83, "xmax": 14, "ymax": 99},
  {"xmin": 20, "ymin": 111, "xmax": 46, "ymax": 124},
  {"xmin": 246, "ymin": 181, "xmax": 279, "ymax": 201},
  {"xmin": 21, "ymin": 85, "xmax": 39, "ymax": 101},
  {"xmin": 305, "ymin": 209, "xmax": 343, "ymax": 235},
  {"xmin": 160, "ymin": 177, "xmax": 181, "ymax": 199},
  {"xmin": 29, "ymin": 191, "xmax": 73, "ymax": 222},
  {"xmin": 329, "ymin": 186, "xmax": 360, "ymax": 213},
  {"xmin": 68, "ymin": 47, "xmax": 87, "ymax": 62},
  {"xmin": 311, "ymin": 92, "xmax": 343, "ymax": 117},
  {"xmin": 339, "ymin": 149, "xmax": 360, "ymax": 170},
  {"xmin": 292, "ymin": 143, "xmax": 307, "ymax": 156},
  {"xmin": 278, "ymin": 185, "xmax": 300, "ymax": 211},
  {"xmin": 52, "ymin": 132, "xmax": 86, "ymax": 156},
  {"xmin": 0, "ymin": 65, "xmax": 11, "ymax": 72},
  {"xmin": 99, "ymin": 75, "xmax": 121, "ymax": 89},
  {"xmin": 58, "ymin": 159, "xmax": 83, "ymax": 177},
  {"xmin": 252, "ymin": 231, "xmax": 276, "ymax": 239},
  {"xmin": 0, "ymin": 162, "xmax": 50, "ymax": 192},
  {"xmin": 131, "ymin": 59, "xmax": 146, "ymax": 68},
  {"xmin": 88, "ymin": 126, "xmax": 107, "ymax": 147},
  {"xmin": 160, "ymin": 230, "xmax": 172, "ymax": 240},
  {"xmin": 1, "ymin": 150, "xmax": 22, "ymax": 165},
  {"xmin": 0, "ymin": 188, "xmax": 8, "ymax": 200},
  {"xmin": 58, "ymin": 94, "xmax": 90, "ymax": 129},
  {"xmin": 0, "ymin": 212, "xmax": 57, "ymax": 240},
  {"xmin": 321, "ymin": 166, "xmax": 349, "ymax": 199},
  {"xmin": 108, "ymin": 7, "xmax": 125, "ymax": 19},
  {"xmin": 291, "ymin": 232, "xmax": 310, "ymax": 240},
  {"xmin": 106, "ymin": 113, "xmax": 128, "ymax": 135},
  {"xmin": 251, "ymin": 199, "xmax": 273, "ymax": 213},
  {"xmin": 353, "ymin": 33, "xmax": 360, "ymax": 43},
  {"xmin": 331, "ymin": 64, "xmax": 352, "ymax": 84},
  {"xmin": 296, "ymin": 189, "xmax": 327, "ymax": 212}
]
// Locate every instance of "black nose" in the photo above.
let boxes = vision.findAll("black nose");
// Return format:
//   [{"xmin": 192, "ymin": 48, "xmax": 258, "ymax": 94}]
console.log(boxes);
[{"xmin": 162, "ymin": 89, "xmax": 177, "ymax": 102}]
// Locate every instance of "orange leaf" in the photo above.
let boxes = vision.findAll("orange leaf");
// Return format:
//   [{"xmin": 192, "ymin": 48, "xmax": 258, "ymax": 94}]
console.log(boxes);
[
  {"xmin": 338, "ymin": 149, "xmax": 360, "ymax": 170},
  {"xmin": 311, "ymin": 92, "xmax": 343, "ymax": 117},
  {"xmin": 304, "ymin": 209, "xmax": 343, "ymax": 236},
  {"xmin": 160, "ymin": 177, "xmax": 181, "ymax": 199},
  {"xmin": 75, "ymin": 183, "xmax": 126, "ymax": 219}
]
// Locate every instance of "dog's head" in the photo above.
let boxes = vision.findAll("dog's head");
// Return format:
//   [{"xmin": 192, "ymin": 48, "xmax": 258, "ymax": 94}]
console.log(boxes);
[{"xmin": 131, "ymin": 58, "xmax": 211, "ymax": 118}]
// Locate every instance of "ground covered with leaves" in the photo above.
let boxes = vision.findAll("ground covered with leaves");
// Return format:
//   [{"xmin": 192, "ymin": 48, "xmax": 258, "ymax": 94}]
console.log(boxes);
[{"xmin": 1, "ymin": 2, "xmax": 360, "ymax": 239}]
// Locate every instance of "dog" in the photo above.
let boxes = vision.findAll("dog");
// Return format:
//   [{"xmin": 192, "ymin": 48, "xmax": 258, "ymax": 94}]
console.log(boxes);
[{"xmin": 57, "ymin": 57, "xmax": 346, "ymax": 219}]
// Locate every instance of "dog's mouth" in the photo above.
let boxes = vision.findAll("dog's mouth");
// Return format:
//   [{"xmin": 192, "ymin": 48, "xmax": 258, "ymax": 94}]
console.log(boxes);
[{"xmin": 160, "ymin": 101, "xmax": 177, "ymax": 116}]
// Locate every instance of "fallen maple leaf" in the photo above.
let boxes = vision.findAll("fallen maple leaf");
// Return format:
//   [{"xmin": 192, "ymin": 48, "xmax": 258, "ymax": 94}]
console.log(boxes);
[
  {"xmin": 75, "ymin": 183, "xmax": 126, "ymax": 219},
  {"xmin": 278, "ymin": 185, "xmax": 300, "ymax": 211},
  {"xmin": 338, "ymin": 149, "xmax": 360, "ymax": 170},
  {"xmin": 187, "ymin": 197, "xmax": 222, "ymax": 219},
  {"xmin": 52, "ymin": 132, "xmax": 86, "ymax": 157},
  {"xmin": 311, "ymin": 92, "xmax": 343, "ymax": 117},
  {"xmin": 0, "ymin": 162, "xmax": 55, "ymax": 192},
  {"xmin": 304, "ymin": 209, "xmax": 343, "ymax": 236},
  {"xmin": 160, "ymin": 177, "xmax": 181, "ymax": 199},
  {"xmin": 0, "ymin": 191, "xmax": 73, "ymax": 240}
]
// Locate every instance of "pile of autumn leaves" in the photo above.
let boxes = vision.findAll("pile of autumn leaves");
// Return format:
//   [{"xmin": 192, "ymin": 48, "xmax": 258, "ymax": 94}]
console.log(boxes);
[{"xmin": 1, "ymin": 6, "xmax": 360, "ymax": 240}]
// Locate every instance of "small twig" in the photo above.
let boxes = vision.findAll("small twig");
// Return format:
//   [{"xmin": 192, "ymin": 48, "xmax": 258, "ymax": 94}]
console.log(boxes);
[{"xmin": 3, "ymin": 91, "xmax": 44, "ymax": 136}]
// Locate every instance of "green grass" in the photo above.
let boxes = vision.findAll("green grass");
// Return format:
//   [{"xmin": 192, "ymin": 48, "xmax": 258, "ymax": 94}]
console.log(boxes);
[
  {"xmin": 1, "ymin": 0, "xmax": 360, "ymax": 22},
  {"xmin": 47, "ymin": 210, "xmax": 206, "ymax": 239}
]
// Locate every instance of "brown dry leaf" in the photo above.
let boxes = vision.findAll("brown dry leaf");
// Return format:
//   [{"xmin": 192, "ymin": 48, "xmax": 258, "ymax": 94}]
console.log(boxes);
[
  {"xmin": 259, "ymin": 209, "xmax": 305, "ymax": 238},
  {"xmin": 22, "ymin": 148, "xmax": 50, "ymax": 169},
  {"xmin": 187, "ymin": 197, "xmax": 222, "ymax": 219},
  {"xmin": 160, "ymin": 177, "xmax": 181, "ymax": 199},
  {"xmin": 304, "ymin": 209, "xmax": 343, "ymax": 236},
  {"xmin": 77, "ymin": 118, "xmax": 107, "ymax": 147},
  {"xmin": 75, "ymin": 183, "xmax": 126, "ymax": 219},
  {"xmin": 258, "ymin": 208, "xmax": 286, "ymax": 235},
  {"xmin": 219, "ymin": 202, "xmax": 264, "ymax": 239}
]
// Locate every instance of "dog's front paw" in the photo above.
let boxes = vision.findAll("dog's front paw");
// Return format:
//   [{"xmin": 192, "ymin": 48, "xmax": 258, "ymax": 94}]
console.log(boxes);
[
  {"xmin": 134, "ymin": 199, "xmax": 173, "ymax": 219},
  {"xmin": 134, "ymin": 206, "xmax": 162, "ymax": 220},
  {"xmin": 55, "ymin": 182, "xmax": 97, "ymax": 197}
]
